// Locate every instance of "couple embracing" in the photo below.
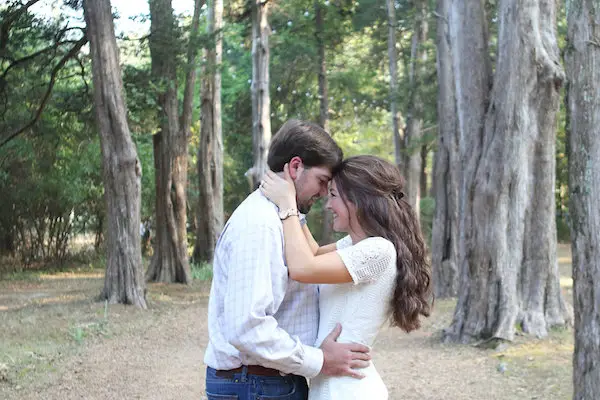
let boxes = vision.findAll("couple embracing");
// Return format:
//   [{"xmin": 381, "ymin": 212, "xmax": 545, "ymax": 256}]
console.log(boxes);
[{"xmin": 204, "ymin": 119, "xmax": 432, "ymax": 400}]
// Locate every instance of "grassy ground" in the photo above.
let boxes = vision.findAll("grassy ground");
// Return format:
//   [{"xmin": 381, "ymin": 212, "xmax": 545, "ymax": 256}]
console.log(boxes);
[{"xmin": 0, "ymin": 245, "xmax": 574, "ymax": 399}]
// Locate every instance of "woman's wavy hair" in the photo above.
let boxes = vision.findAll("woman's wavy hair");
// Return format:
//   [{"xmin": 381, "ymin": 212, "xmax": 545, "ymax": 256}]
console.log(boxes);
[{"xmin": 334, "ymin": 155, "xmax": 432, "ymax": 332}]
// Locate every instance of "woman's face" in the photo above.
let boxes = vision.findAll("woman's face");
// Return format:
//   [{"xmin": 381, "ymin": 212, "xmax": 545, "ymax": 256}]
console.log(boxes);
[{"xmin": 326, "ymin": 180, "xmax": 353, "ymax": 232}]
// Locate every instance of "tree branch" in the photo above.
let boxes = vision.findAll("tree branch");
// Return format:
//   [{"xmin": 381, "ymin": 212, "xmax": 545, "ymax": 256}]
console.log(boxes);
[
  {"xmin": 1, "ymin": 42, "xmax": 64, "ymax": 85},
  {"xmin": 0, "ymin": 0, "xmax": 44, "ymax": 57},
  {"xmin": 75, "ymin": 55, "xmax": 89, "ymax": 95},
  {"xmin": 0, "ymin": 34, "xmax": 88, "ymax": 148}
]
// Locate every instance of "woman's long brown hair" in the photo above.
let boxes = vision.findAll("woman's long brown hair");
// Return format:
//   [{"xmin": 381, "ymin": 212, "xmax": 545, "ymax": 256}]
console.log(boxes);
[{"xmin": 334, "ymin": 155, "xmax": 432, "ymax": 332}]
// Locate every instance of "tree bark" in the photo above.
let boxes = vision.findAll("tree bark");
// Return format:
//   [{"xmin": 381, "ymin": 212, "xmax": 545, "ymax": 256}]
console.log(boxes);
[
  {"xmin": 315, "ymin": 0, "xmax": 333, "ymax": 245},
  {"xmin": 0, "ymin": 227, "xmax": 15, "ymax": 256},
  {"xmin": 194, "ymin": 0, "xmax": 224, "ymax": 264},
  {"xmin": 249, "ymin": 0, "xmax": 271, "ymax": 189},
  {"xmin": 146, "ymin": 0, "xmax": 191, "ymax": 283},
  {"xmin": 566, "ymin": 1, "xmax": 600, "ymax": 397},
  {"xmin": 83, "ymin": 0, "xmax": 146, "ymax": 307},
  {"xmin": 403, "ymin": 0, "xmax": 428, "ymax": 215},
  {"xmin": 444, "ymin": 0, "xmax": 570, "ymax": 343},
  {"xmin": 431, "ymin": 0, "xmax": 459, "ymax": 298},
  {"xmin": 386, "ymin": 0, "xmax": 403, "ymax": 168},
  {"xmin": 420, "ymin": 145, "xmax": 428, "ymax": 197}
]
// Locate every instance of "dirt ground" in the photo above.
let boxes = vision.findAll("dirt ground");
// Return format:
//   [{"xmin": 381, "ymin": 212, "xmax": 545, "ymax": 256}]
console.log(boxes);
[{"xmin": 0, "ymin": 245, "xmax": 574, "ymax": 400}]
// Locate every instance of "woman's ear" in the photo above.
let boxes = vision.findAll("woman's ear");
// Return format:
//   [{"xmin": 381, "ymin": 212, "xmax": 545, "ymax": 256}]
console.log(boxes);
[{"xmin": 288, "ymin": 156, "xmax": 303, "ymax": 180}]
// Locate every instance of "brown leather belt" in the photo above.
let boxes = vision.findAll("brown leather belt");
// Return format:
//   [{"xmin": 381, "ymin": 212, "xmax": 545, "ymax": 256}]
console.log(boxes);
[{"xmin": 215, "ymin": 365, "xmax": 282, "ymax": 378}]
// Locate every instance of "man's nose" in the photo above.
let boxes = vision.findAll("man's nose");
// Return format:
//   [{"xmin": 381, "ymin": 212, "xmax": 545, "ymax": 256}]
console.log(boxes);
[{"xmin": 319, "ymin": 185, "xmax": 328, "ymax": 197}]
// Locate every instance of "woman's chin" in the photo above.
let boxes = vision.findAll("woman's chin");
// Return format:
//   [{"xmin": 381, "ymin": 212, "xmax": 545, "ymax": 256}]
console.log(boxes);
[{"xmin": 332, "ymin": 223, "xmax": 347, "ymax": 233}]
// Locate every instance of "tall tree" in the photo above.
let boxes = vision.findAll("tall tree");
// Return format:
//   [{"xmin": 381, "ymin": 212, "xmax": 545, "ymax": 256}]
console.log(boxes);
[
  {"xmin": 443, "ymin": 0, "xmax": 570, "ymax": 343},
  {"xmin": 420, "ymin": 145, "xmax": 428, "ymax": 196},
  {"xmin": 146, "ymin": 0, "xmax": 199, "ymax": 283},
  {"xmin": 385, "ymin": 0, "xmax": 402, "ymax": 168},
  {"xmin": 249, "ymin": 0, "xmax": 271, "ymax": 189},
  {"xmin": 430, "ymin": 0, "xmax": 459, "ymax": 298},
  {"xmin": 315, "ymin": 0, "xmax": 333, "ymax": 245},
  {"xmin": 194, "ymin": 0, "xmax": 224, "ymax": 263},
  {"xmin": 403, "ymin": 0, "xmax": 428, "ymax": 214},
  {"xmin": 83, "ymin": 0, "xmax": 146, "ymax": 307},
  {"xmin": 566, "ymin": 0, "xmax": 600, "ymax": 397}
]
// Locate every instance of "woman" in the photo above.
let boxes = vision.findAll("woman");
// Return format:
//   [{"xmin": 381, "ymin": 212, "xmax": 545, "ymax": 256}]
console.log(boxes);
[{"xmin": 260, "ymin": 155, "xmax": 432, "ymax": 400}]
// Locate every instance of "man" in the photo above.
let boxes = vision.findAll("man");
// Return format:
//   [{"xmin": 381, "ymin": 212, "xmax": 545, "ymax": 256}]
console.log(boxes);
[{"xmin": 204, "ymin": 120, "xmax": 371, "ymax": 400}]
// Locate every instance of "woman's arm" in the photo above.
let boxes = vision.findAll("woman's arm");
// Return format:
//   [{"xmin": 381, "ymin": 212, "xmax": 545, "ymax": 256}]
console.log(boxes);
[
  {"xmin": 283, "ymin": 216, "xmax": 353, "ymax": 284},
  {"xmin": 316, "ymin": 241, "xmax": 338, "ymax": 255},
  {"xmin": 301, "ymin": 223, "xmax": 337, "ymax": 255},
  {"xmin": 260, "ymin": 166, "xmax": 351, "ymax": 283}
]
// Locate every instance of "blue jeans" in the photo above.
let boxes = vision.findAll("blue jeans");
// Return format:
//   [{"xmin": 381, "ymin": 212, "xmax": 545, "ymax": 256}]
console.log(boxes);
[{"xmin": 205, "ymin": 366, "xmax": 309, "ymax": 400}]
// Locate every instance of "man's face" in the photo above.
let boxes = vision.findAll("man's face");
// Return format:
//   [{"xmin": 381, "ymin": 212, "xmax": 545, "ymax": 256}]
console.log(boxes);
[{"xmin": 294, "ymin": 165, "xmax": 332, "ymax": 214}]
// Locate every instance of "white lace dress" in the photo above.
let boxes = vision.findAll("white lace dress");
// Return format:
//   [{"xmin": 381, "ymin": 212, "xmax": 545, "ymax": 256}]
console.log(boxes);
[{"xmin": 308, "ymin": 236, "xmax": 397, "ymax": 400}]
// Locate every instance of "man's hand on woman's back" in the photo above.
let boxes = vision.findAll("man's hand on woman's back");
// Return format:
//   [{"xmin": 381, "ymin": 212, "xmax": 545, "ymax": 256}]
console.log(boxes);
[{"xmin": 320, "ymin": 323, "xmax": 371, "ymax": 379}]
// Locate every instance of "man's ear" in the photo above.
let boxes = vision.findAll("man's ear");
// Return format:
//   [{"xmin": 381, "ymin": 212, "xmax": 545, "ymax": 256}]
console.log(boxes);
[{"xmin": 288, "ymin": 156, "xmax": 303, "ymax": 180}]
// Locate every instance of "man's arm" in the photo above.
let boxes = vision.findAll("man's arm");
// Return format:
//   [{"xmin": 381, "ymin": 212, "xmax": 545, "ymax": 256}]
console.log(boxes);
[{"xmin": 221, "ymin": 221, "xmax": 371, "ymax": 379}]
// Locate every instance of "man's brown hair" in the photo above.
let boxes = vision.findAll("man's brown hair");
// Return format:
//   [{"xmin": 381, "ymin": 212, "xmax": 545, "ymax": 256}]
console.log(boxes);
[{"xmin": 267, "ymin": 119, "xmax": 343, "ymax": 172}]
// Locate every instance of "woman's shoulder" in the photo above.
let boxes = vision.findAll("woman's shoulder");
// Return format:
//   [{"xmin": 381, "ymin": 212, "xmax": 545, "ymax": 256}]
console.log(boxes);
[
  {"xmin": 359, "ymin": 236, "xmax": 395, "ymax": 252},
  {"xmin": 337, "ymin": 236, "xmax": 397, "ymax": 283},
  {"xmin": 342, "ymin": 236, "xmax": 396, "ymax": 261}
]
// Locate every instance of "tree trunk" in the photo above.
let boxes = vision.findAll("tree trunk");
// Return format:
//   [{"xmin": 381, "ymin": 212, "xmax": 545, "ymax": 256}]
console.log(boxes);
[
  {"xmin": 249, "ymin": 0, "xmax": 271, "ymax": 189},
  {"xmin": 0, "ymin": 228, "xmax": 15, "ymax": 256},
  {"xmin": 444, "ymin": 0, "xmax": 570, "ymax": 343},
  {"xmin": 386, "ymin": 0, "xmax": 403, "ymax": 168},
  {"xmin": 83, "ymin": 0, "xmax": 146, "ymax": 307},
  {"xmin": 566, "ymin": 1, "xmax": 600, "ymax": 397},
  {"xmin": 94, "ymin": 213, "xmax": 104, "ymax": 250},
  {"xmin": 146, "ymin": 0, "xmax": 191, "ymax": 283},
  {"xmin": 420, "ymin": 145, "xmax": 428, "ymax": 197},
  {"xmin": 429, "ymin": 149, "xmax": 437, "ymax": 198},
  {"xmin": 430, "ymin": 0, "xmax": 459, "ymax": 298},
  {"xmin": 403, "ymin": 0, "xmax": 428, "ymax": 215},
  {"xmin": 194, "ymin": 0, "xmax": 224, "ymax": 264},
  {"xmin": 315, "ymin": 0, "xmax": 333, "ymax": 245}
]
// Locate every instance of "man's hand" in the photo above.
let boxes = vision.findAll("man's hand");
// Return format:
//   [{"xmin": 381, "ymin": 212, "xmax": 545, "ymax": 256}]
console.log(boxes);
[{"xmin": 320, "ymin": 323, "xmax": 371, "ymax": 379}]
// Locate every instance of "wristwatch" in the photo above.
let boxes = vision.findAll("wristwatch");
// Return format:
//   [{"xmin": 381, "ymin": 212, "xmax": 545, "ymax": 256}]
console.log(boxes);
[{"xmin": 278, "ymin": 207, "xmax": 299, "ymax": 220}]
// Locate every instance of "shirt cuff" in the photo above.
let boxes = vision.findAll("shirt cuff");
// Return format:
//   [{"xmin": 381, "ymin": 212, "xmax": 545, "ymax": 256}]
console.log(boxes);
[{"xmin": 296, "ymin": 345, "xmax": 324, "ymax": 378}]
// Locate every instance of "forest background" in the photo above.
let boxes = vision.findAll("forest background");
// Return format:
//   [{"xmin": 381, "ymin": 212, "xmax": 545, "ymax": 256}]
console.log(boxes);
[{"xmin": 1, "ymin": 0, "xmax": 599, "ymax": 398}]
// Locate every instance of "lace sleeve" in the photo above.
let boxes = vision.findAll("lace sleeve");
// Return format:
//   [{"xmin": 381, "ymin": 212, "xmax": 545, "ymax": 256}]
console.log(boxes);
[
  {"xmin": 336, "ymin": 237, "xmax": 396, "ymax": 284},
  {"xmin": 336, "ymin": 235, "xmax": 353, "ymax": 250}
]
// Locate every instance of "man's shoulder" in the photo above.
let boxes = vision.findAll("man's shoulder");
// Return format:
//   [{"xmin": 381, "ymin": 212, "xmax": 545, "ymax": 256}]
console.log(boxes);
[{"xmin": 227, "ymin": 190, "xmax": 280, "ymax": 229}]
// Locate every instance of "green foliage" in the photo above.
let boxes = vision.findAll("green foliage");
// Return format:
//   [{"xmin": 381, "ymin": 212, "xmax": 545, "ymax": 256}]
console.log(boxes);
[
  {"xmin": 0, "ymin": 107, "xmax": 102, "ymax": 263},
  {"xmin": 0, "ymin": 0, "xmax": 572, "ymax": 271},
  {"xmin": 191, "ymin": 262, "xmax": 213, "ymax": 281},
  {"xmin": 70, "ymin": 300, "xmax": 110, "ymax": 344},
  {"xmin": 69, "ymin": 320, "xmax": 109, "ymax": 345},
  {"xmin": 69, "ymin": 326, "xmax": 86, "ymax": 344}
]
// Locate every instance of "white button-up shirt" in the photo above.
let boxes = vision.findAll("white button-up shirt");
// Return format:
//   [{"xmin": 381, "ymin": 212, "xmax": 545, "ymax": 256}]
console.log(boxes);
[{"xmin": 204, "ymin": 190, "xmax": 323, "ymax": 378}]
